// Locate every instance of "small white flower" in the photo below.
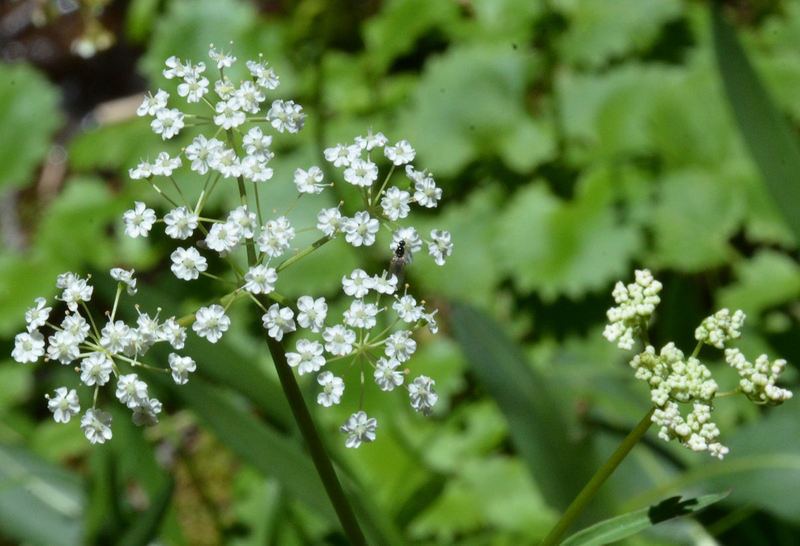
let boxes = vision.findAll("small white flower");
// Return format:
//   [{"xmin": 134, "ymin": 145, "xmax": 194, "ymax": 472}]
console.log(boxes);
[
  {"xmin": 241, "ymin": 155, "xmax": 274, "ymax": 182},
  {"xmin": 340, "ymin": 411, "xmax": 377, "ymax": 448},
  {"xmin": 408, "ymin": 375, "xmax": 438, "ymax": 415},
  {"xmin": 25, "ymin": 297, "xmax": 51, "ymax": 332},
  {"xmin": 343, "ymin": 300, "xmax": 379, "ymax": 329},
  {"xmin": 164, "ymin": 206, "xmax": 199, "ymax": 240},
  {"xmin": 262, "ymin": 303, "xmax": 296, "ymax": 341},
  {"xmin": 61, "ymin": 314, "xmax": 89, "ymax": 344},
  {"xmin": 132, "ymin": 397, "xmax": 163, "ymax": 426},
  {"xmin": 12, "ymin": 331, "xmax": 45, "ymax": 363},
  {"xmin": 159, "ymin": 317, "xmax": 186, "ymax": 350},
  {"xmin": 80, "ymin": 352, "xmax": 113, "ymax": 386},
  {"xmin": 428, "ymin": 229, "xmax": 453, "ymax": 266},
  {"xmin": 192, "ymin": 304, "xmax": 231, "ymax": 343},
  {"xmin": 324, "ymin": 143, "xmax": 359, "ymax": 167},
  {"xmin": 374, "ymin": 358, "xmax": 404, "ymax": 391},
  {"xmin": 137, "ymin": 89, "xmax": 169, "ymax": 116},
  {"xmin": 385, "ymin": 330, "xmax": 416, "ymax": 362},
  {"xmin": 116, "ymin": 373, "xmax": 147, "ymax": 409},
  {"xmin": 235, "ymin": 80, "xmax": 265, "ymax": 113},
  {"xmin": 123, "ymin": 201, "xmax": 157, "ymax": 238},
  {"xmin": 393, "ymin": 295, "xmax": 423, "ymax": 323},
  {"xmin": 242, "ymin": 126, "xmax": 274, "ymax": 160},
  {"xmin": 177, "ymin": 74, "xmax": 209, "ymax": 103},
  {"xmin": 168, "ymin": 353, "xmax": 197, "ymax": 385},
  {"xmin": 380, "ymin": 186, "xmax": 411, "ymax": 220},
  {"xmin": 46, "ymin": 331, "xmax": 80, "ymax": 364},
  {"xmin": 227, "ymin": 206, "xmax": 258, "ymax": 239},
  {"xmin": 244, "ymin": 264, "xmax": 278, "ymax": 294},
  {"xmin": 317, "ymin": 207, "xmax": 344, "ymax": 237},
  {"xmin": 81, "ymin": 408, "xmax": 113, "ymax": 444},
  {"xmin": 392, "ymin": 227, "xmax": 422, "ymax": 257},
  {"xmin": 342, "ymin": 268, "xmax": 374, "ymax": 298},
  {"xmin": 695, "ymin": 309, "xmax": 746, "ymax": 350},
  {"xmin": 150, "ymin": 151, "xmax": 182, "ymax": 176},
  {"xmin": 257, "ymin": 216, "xmax": 295, "ymax": 258},
  {"xmin": 205, "ymin": 221, "xmax": 241, "ymax": 254},
  {"xmin": 603, "ymin": 269, "xmax": 663, "ymax": 350},
  {"xmin": 214, "ymin": 98, "xmax": 246, "ymax": 129},
  {"xmin": 343, "ymin": 158, "xmax": 378, "ymax": 187},
  {"xmin": 317, "ymin": 371, "xmax": 344, "ymax": 407},
  {"xmin": 128, "ymin": 159, "xmax": 153, "ymax": 180},
  {"xmin": 47, "ymin": 387, "xmax": 80, "ymax": 423},
  {"xmin": 294, "ymin": 166, "xmax": 326, "ymax": 194},
  {"xmin": 267, "ymin": 99, "xmax": 305, "ymax": 133},
  {"xmin": 297, "ymin": 296, "xmax": 327, "ymax": 332},
  {"xmin": 170, "ymin": 247, "xmax": 207, "ymax": 281},
  {"xmin": 209, "ymin": 45, "xmax": 236, "ymax": 68},
  {"xmin": 185, "ymin": 135, "xmax": 224, "ymax": 175},
  {"xmin": 110, "ymin": 267, "xmax": 137, "ymax": 295},
  {"xmin": 246, "ymin": 58, "xmax": 280, "ymax": 89},
  {"xmin": 412, "ymin": 174, "xmax": 442, "ymax": 208},
  {"xmin": 210, "ymin": 147, "xmax": 242, "ymax": 178},
  {"xmin": 286, "ymin": 339, "xmax": 325, "ymax": 375},
  {"xmin": 214, "ymin": 76, "xmax": 236, "ymax": 99},
  {"xmin": 384, "ymin": 139, "xmax": 415, "ymax": 165},
  {"xmin": 151, "ymin": 107, "xmax": 185, "ymax": 139},
  {"xmin": 100, "ymin": 320, "xmax": 132, "ymax": 354},
  {"xmin": 58, "ymin": 274, "xmax": 94, "ymax": 312},
  {"xmin": 372, "ymin": 272, "xmax": 398, "ymax": 295},
  {"xmin": 343, "ymin": 211, "xmax": 379, "ymax": 247},
  {"xmin": 323, "ymin": 324, "xmax": 356, "ymax": 356},
  {"xmin": 354, "ymin": 129, "xmax": 388, "ymax": 151}
]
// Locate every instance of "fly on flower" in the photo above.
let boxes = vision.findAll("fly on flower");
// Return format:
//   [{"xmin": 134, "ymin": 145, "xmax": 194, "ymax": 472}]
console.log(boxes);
[{"xmin": 389, "ymin": 240, "xmax": 411, "ymax": 284}]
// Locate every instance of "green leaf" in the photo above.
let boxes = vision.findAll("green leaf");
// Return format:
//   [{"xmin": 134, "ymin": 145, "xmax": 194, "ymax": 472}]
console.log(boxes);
[
  {"xmin": 717, "ymin": 249, "xmax": 800, "ymax": 315},
  {"xmin": 118, "ymin": 478, "xmax": 174, "ymax": 546},
  {"xmin": 562, "ymin": 491, "xmax": 729, "ymax": 546},
  {"xmin": 649, "ymin": 169, "xmax": 743, "ymax": 271},
  {"xmin": 449, "ymin": 302, "xmax": 596, "ymax": 511},
  {"xmin": 495, "ymin": 168, "xmax": 642, "ymax": 301},
  {"xmin": 397, "ymin": 44, "xmax": 549, "ymax": 176},
  {"xmin": 555, "ymin": 0, "xmax": 683, "ymax": 69},
  {"xmin": 712, "ymin": 4, "xmax": 800, "ymax": 244},
  {"xmin": 0, "ymin": 443, "xmax": 85, "ymax": 546},
  {"xmin": 0, "ymin": 63, "xmax": 62, "ymax": 191}
]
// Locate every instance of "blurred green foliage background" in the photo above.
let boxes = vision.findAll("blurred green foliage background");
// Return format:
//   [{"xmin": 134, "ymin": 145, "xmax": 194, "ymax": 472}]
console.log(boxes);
[{"xmin": 1, "ymin": 0, "xmax": 800, "ymax": 544}]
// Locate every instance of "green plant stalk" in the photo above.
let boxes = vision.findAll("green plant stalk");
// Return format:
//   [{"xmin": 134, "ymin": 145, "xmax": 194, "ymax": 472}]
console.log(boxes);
[
  {"xmin": 540, "ymin": 407, "xmax": 655, "ymax": 546},
  {"xmin": 263, "ymin": 333, "xmax": 367, "ymax": 546}
]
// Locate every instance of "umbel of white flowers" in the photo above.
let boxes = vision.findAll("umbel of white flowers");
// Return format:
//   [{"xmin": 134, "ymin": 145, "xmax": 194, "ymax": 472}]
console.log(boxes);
[
  {"xmin": 12, "ymin": 45, "xmax": 453, "ymax": 448},
  {"xmin": 603, "ymin": 269, "xmax": 792, "ymax": 459}
]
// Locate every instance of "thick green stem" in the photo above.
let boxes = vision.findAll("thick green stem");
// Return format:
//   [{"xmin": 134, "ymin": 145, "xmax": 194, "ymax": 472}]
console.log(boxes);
[
  {"xmin": 263, "ymin": 334, "xmax": 367, "ymax": 546},
  {"xmin": 540, "ymin": 407, "xmax": 655, "ymax": 546}
]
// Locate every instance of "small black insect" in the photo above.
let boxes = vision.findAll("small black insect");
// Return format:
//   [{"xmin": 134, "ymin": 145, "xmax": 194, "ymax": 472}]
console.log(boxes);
[{"xmin": 389, "ymin": 240, "xmax": 411, "ymax": 283}]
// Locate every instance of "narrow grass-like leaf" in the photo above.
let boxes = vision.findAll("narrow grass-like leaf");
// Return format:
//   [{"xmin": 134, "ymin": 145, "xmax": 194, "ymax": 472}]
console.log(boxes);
[
  {"xmin": 712, "ymin": 4, "xmax": 800, "ymax": 243},
  {"xmin": 449, "ymin": 302, "xmax": 596, "ymax": 511},
  {"xmin": 0, "ymin": 443, "xmax": 85, "ymax": 546},
  {"xmin": 562, "ymin": 491, "xmax": 730, "ymax": 546}
]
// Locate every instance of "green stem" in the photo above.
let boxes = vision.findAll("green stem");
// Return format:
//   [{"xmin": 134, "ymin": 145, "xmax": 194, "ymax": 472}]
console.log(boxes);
[
  {"xmin": 540, "ymin": 407, "xmax": 655, "ymax": 546},
  {"xmin": 263, "ymin": 333, "xmax": 367, "ymax": 546}
]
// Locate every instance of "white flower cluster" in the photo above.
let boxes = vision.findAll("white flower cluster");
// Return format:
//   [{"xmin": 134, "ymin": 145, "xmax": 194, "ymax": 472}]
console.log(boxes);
[
  {"xmin": 11, "ymin": 270, "xmax": 197, "ymax": 444},
  {"xmin": 606, "ymin": 270, "xmax": 793, "ymax": 460},
  {"xmin": 694, "ymin": 308, "xmax": 746, "ymax": 349},
  {"xmin": 118, "ymin": 46, "xmax": 452, "ymax": 448},
  {"xmin": 630, "ymin": 343, "xmax": 726, "ymax": 458},
  {"xmin": 603, "ymin": 269, "xmax": 662, "ymax": 350},
  {"xmin": 724, "ymin": 349, "xmax": 793, "ymax": 405}
]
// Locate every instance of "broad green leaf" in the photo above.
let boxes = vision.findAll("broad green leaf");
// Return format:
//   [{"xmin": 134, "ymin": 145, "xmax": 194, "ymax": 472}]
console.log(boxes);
[
  {"xmin": 363, "ymin": 0, "xmax": 461, "ymax": 74},
  {"xmin": 712, "ymin": 4, "xmax": 800, "ymax": 244},
  {"xmin": 0, "ymin": 443, "xmax": 85, "ymax": 546},
  {"xmin": 555, "ymin": 0, "xmax": 683, "ymax": 69},
  {"xmin": 0, "ymin": 63, "xmax": 62, "ymax": 191},
  {"xmin": 717, "ymin": 249, "xmax": 800, "ymax": 317},
  {"xmin": 397, "ymin": 44, "xmax": 548, "ymax": 176},
  {"xmin": 649, "ymin": 169, "xmax": 743, "ymax": 271},
  {"xmin": 562, "ymin": 491, "xmax": 729, "ymax": 546},
  {"xmin": 495, "ymin": 168, "xmax": 641, "ymax": 301},
  {"xmin": 449, "ymin": 302, "xmax": 596, "ymax": 511}
]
